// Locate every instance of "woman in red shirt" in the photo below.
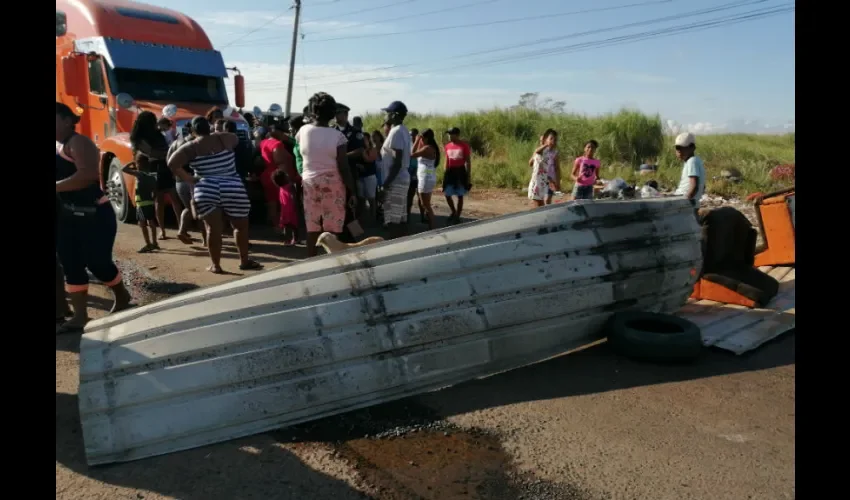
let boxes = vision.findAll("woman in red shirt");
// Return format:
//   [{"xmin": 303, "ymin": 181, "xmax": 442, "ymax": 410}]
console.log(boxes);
[{"xmin": 260, "ymin": 120, "xmax": 301, "ymax": 242}]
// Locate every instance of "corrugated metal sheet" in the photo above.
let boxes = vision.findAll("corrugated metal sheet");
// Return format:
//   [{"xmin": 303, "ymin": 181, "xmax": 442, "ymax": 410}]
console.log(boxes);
[
  {"xmin": 80, "ymin": 198, "xmax": 703, "ymax": 465},
  {"xmin": 678, "ymin": 266, "xmax": 795, "ymax": 354}
]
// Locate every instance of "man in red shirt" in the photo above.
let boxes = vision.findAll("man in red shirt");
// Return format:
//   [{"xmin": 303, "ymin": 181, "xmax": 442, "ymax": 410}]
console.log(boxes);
[{"xmin": 443, "ymin": 127, "xmax": 472, "ymax": 224}]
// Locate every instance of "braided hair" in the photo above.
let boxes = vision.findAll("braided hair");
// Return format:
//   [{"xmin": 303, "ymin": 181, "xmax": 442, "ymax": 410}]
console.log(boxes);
[{"xmin": 307, "ymin": 92, "xmax": 338, "ymax": 125}]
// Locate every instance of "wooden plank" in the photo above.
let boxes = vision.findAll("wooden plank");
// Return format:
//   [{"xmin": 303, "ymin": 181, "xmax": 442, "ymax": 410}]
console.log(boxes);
[
  {"xmin": 713, "ymin": 309, "xmax": 795, "ymax": 354},
  {"xmin": 758, "ymin": 266, "xmax": 774, "ymax": 273},
  {"xmin": 768, "ymin": 266, "xmax": 793, "ymax": 281},
  {"xmin": 700, "ymin": 292, "xmax": 796, "ymax": 346},
  {"xmin": 679, "ymin": 302, "xmax": 751, "ymax": 328}
]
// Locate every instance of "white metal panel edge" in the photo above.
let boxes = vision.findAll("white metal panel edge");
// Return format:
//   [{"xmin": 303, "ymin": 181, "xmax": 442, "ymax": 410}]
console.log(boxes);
[{"xmin": 79, "ymin": 198, "xmax": 703, "ymax": 465}]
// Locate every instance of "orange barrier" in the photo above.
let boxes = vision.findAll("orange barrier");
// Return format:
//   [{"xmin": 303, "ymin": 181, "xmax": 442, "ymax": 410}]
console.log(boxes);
[{"xmin": 753, "ymin": 187, "xmax": 795, "ymax": 267}]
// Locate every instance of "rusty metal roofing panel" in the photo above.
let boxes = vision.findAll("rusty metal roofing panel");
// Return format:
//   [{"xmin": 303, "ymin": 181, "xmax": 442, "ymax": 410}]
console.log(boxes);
[{"xmin": 79, "ymin": 198, "xmax": 703, "ymax": 465}]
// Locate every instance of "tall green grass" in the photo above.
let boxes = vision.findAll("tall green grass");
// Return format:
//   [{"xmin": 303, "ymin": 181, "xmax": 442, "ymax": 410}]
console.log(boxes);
[{"xmin": 361, "ymin": 108, "xmax": 795, "ymax": 198}]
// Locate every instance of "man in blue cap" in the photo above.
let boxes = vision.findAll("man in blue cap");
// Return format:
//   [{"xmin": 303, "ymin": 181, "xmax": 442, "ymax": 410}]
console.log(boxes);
[{"xmin": 378, "ymin": 101, "xmax": 412, "ymax": 238}]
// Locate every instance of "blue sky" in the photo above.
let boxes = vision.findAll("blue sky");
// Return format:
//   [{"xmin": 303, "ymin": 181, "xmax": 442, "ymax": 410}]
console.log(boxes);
[{"xmin": 144, "ymin": 0, "xmax": 794, "ymax": 134}]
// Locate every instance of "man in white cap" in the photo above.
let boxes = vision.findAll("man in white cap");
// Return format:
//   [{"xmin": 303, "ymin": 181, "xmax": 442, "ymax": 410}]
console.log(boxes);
[{"xmin": 673, "ymin": 132, "xmax": 705, "ymax": 211}]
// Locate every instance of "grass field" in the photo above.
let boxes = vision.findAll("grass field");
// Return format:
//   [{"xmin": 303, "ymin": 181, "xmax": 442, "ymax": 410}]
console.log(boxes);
[{"xmin": 361, "ymin": 108, "xmax": 795, "ymax": 199}]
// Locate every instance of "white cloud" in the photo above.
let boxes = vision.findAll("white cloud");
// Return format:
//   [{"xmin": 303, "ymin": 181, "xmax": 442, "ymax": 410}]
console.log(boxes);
[
  {"xmin": 228, "ymin": 61, "xmax": 597, "ymax": 115},
  {"xmin": 666, "ymin": 119, "xmax": 794, "ymax": 135}
]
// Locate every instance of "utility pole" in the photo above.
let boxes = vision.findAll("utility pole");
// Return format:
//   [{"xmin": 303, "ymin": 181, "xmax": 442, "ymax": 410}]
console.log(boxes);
[{"xmin": 284, "ymin": 0, "xmax": 302, "ymax": 117}]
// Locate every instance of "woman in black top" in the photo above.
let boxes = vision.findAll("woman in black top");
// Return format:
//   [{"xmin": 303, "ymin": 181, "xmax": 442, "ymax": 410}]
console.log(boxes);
[
  {"xmin": 55, "ymin": 102, "xmax": 132, "ymax": 333},
  {"xmin": 130, "ymin": 111, "xmax": 184, "ymax": 241}
]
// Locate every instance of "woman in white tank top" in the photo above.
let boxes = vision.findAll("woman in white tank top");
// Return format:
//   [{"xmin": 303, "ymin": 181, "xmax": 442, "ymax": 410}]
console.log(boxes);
[{"xmin": 411, "ymin": 128, "xmax": 440, "ymax": 230}]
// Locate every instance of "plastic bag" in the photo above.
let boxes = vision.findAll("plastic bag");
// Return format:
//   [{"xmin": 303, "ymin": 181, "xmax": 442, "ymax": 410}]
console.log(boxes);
[
  {"xmin": 640, "ymin": 185, "xmax": 660, "ymax": 198},
  {"xmin": 601, "ymin": 177, "xmax": 628, "ymax": 194}
]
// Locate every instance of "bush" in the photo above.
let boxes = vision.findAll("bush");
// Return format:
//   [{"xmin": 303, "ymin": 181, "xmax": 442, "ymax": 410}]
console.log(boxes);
[{"xmin": 361, "ymin": 108, "xmax": 795, "ymax": 198}]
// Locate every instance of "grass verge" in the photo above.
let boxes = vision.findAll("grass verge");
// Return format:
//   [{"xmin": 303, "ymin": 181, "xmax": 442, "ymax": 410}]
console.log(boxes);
[{"xmin": 361, "ymin": 108, "xmax": 795, "ymax": 199}]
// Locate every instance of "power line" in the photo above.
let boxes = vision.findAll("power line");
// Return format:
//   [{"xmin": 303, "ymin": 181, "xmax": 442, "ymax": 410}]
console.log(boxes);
[
  {"xmin": 245, "ymin": 2, "xmax": 791, "ymax": 92},
  {"xmin": 250, "ymin": 0, "xmax": 768, "ymax": 87},
  {"xmin": 235, "ymin": 0, "xmax": 505, "ymax": 46},
  {"xmin": 301, "ymin": 0, "xmax": 415, "ymax": 25},
  {"xmin": 219, "ymin": 4, "xmax": 296, "ymax": 49}
]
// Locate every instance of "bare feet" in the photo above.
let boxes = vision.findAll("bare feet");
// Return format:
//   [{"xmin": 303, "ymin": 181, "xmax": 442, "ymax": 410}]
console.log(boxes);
[
  {"xmin": 207, "ymin": 264, "xmax": 223, "ymax": 274},
  {"xmin": 177, "ymin": 233, "xmax": 193, "ymax": 245}
]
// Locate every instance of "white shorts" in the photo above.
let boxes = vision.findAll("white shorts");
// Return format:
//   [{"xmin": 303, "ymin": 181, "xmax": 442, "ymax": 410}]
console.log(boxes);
[{"xmin": 357, "ymin": 175, "xmax": 377, "ymax": 200}]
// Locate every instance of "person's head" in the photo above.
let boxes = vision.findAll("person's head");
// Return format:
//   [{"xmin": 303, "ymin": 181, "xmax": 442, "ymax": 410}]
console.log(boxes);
[
  {"xmin": 541, "ymin": 128, "xmax": 558, "ymax": 148},
  {"xmin": 372, "ymin": 130, "xmax": 385, "ymax": 146},
  {"xmin": 352, "ymin": 116, "xmax": 363, "ymax": 131},
  {"xmin": 56, "ymin": 102, "xmax": 81, "ymax": 141},
  {"xmin": 213, "ymin": 119, "xmax": 227, "ymax": 133},
  {"xmin": 583, "ymin": 139, "xmax": 598, "ymax": 158},
  {"xmin": 335, "ymin": 103, "xmax": 350, "ymax": 126},
  {"xmin": 307, "ymin": 92, "xmax": 339, "ymax": 125},
  {"xmin": 243, "ymin": 112, "xmax": 256, "ymax": 128},
  {"xmin": 289, "ymin": 115, "xmax": 305, "ymax": 136},
  {"xmin": 206, "ymin": 107, "xmax": 224, "ymax": 122},
  {"xmin": 446, "ymin": 127, "xmax": 461, "ymax": 143},
  {"xmin": 674, "ymin": 132, "xmax": 696, "ymax": 160},
  {"xmin": 410, "ymin": 128, "xmax": 419, "ymax": 143},
  {"xmin": 271, "ymin": 168, "xmax": 289, "ymax": 188},
  {"xmin": 269, "ymin": 118, "xmax": 289, "ymax": 139},
  {"xmin": 381, "ymin": 101, "xmax": 408, "ymax": 126},
  {"xmin": 363, "ymin": 133, "xmax": 373, "ymax": 149},
  {"xmin": 224, "ymin": 120, "xmax": 237, "ymax": 134},
  {"xmin": 157, "ymin": 117, "xmax": 172, "ymax": 132},
  {"xmin": 191, "ymin": 116, "xmax": 212, "ymax": 137},
  {"xmin": 130, "ymin": 110, "xmax": 161, "ymax": 148},
  {"xmin": 421, "ymin": 128, "xmax": 441, "ymax": 167}
]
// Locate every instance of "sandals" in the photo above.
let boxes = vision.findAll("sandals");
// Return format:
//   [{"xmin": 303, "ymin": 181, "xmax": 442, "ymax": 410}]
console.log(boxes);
[
  {"xmin": 239, "ymin": 260, "xmax": 263, "ymax": 271},
  {"xmin": 137, "ymin": 243, "xmax": 159, "ymax": 253},
  {"xmin": 177, "ymin": 233, "xmax": 193, "ymax": 245}
]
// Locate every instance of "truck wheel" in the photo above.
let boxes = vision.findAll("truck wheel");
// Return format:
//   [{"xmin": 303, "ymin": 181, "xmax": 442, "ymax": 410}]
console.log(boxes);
[
  {"xmin": 106, "ymin": 158, "xmax": 135, "ymax": 223},
  {"xmin": 606, "ymin": 311, "xmax": 703, "ymax": 363}
]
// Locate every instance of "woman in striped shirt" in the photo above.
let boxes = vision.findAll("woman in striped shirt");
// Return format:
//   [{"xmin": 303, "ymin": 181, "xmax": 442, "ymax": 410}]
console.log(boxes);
[{"xmin": 168, "ymin": 116, "xmax": 263, "ymax": 274}]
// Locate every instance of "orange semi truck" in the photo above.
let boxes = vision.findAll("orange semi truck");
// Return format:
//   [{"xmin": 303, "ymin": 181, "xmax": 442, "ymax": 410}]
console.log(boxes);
[{"xmin": 56, "ymin": 0, "xmax": 249, "ymax": 222}]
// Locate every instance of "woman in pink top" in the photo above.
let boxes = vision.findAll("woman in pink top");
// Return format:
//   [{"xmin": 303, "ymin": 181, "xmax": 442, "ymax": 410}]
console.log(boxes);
[
  {"xmin": 571, "ymin": 140, "xmax": 601, "ymax": 200},
  {"xmin": 296, "ymin": 92, "xmax": 357, "ymax": 257}
]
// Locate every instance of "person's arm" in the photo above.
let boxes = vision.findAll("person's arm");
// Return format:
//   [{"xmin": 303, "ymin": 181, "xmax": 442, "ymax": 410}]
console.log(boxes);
[
  {"xmin": 383, "ymin": 130, "xmax": 405, "ymax": 187},
  {"xmin": 363, "ymin": 145, "xmax": 378, "ymax": 163},
  {"xmin": 346, "ymin": 133, "xmax": 364, "ymax": 160},
  {"xmin": 56, "ymin": 136, "xmax": 100, "ymax": 193},
  {"xmin": 410, "ymin": 144, "xmax": 431, "ymax": 159},
  {"xmin": 336, "ymin": 144, "xmax": 356, "ymax": 194},
  {"xmin": 121, "ymin": 164, "xmax": 141, "ymax": 178},
  {"xmin": 167, "ymin": 142, "xmax": 199, "ymax": 184},
  {"xmin": 137, "ymin": 140, "xmax": 167, "ymax": 160},
  {"xmin": 571, "ymin": 158, "xmax": 581, "ymax": 181},
  {"xmin": 272, "ymin": 145, "xmax": 301, "ymax": 184},
  {"xmin": 464, "ymin": 143, "xmax": 472, "ymax": 187},
  {"xmin": 552, "ymin": 152, "xmax": 561, "ymax": 191}
]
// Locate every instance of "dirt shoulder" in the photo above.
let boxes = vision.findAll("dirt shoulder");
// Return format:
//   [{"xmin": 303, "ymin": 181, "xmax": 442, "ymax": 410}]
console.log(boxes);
[{"xmin": 56, "ymin": 190, "xmax": 794, "ymax": 500}]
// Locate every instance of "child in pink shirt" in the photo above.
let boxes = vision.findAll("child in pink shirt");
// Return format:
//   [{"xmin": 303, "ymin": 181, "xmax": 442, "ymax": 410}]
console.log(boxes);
[{"xmin": 571, "ymin": 140, "xmax": 601, "ymax": 200}]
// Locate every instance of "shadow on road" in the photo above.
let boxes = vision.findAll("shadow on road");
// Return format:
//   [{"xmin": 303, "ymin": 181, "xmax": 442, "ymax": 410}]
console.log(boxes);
[
  {"xmin": 419, "ymin": 332, "xmax": 795, "ymax": 419},
  {"xmin": 55, "ymin": 392, "xmax": 372, "ymax": 500}
]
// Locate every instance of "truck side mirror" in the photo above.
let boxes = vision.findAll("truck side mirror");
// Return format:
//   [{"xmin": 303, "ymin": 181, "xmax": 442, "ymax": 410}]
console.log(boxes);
[
  {"xmin": 61, "ymin": 54, "xmax": 86, "ymax": 99},
  {"xmin": 56, "ymin": 11, "xmax": 67, "ymax": 37},
  {"xmin": 234, "ymin": 74, "xmax": 245, "ymax": 109}
]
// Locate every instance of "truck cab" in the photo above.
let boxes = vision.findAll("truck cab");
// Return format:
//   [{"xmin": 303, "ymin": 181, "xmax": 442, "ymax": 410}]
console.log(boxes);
[{"xmin": 56, "ymin": 0, "xmax": 249, "ymax": 222}]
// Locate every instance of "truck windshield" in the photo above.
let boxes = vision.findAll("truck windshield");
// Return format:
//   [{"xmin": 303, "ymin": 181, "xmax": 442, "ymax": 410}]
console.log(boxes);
[{"xmin": 107, "ymin": 68, "xmax": 228, "ymax": 104}]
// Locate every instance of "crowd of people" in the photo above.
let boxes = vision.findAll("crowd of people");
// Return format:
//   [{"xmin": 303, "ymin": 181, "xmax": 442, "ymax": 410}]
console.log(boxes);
[{"xmin": 56, "ymin": 89, "xmax": 706, "ymax": 334}]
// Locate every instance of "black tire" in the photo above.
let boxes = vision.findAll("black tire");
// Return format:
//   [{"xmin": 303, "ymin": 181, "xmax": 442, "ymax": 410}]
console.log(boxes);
[
  {"xmin": 106, "ymin": 157, "xmax": 135, "ymax": 223},
  {"xmin": 606, "ymin": 311, "xmax": 703, "ymax": 363}
]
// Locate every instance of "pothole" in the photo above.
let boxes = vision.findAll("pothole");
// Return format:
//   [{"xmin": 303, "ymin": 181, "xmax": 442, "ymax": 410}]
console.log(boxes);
[{"xmin": 276, "ymin": 401, "xmax": 597, "ymax": 500}]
